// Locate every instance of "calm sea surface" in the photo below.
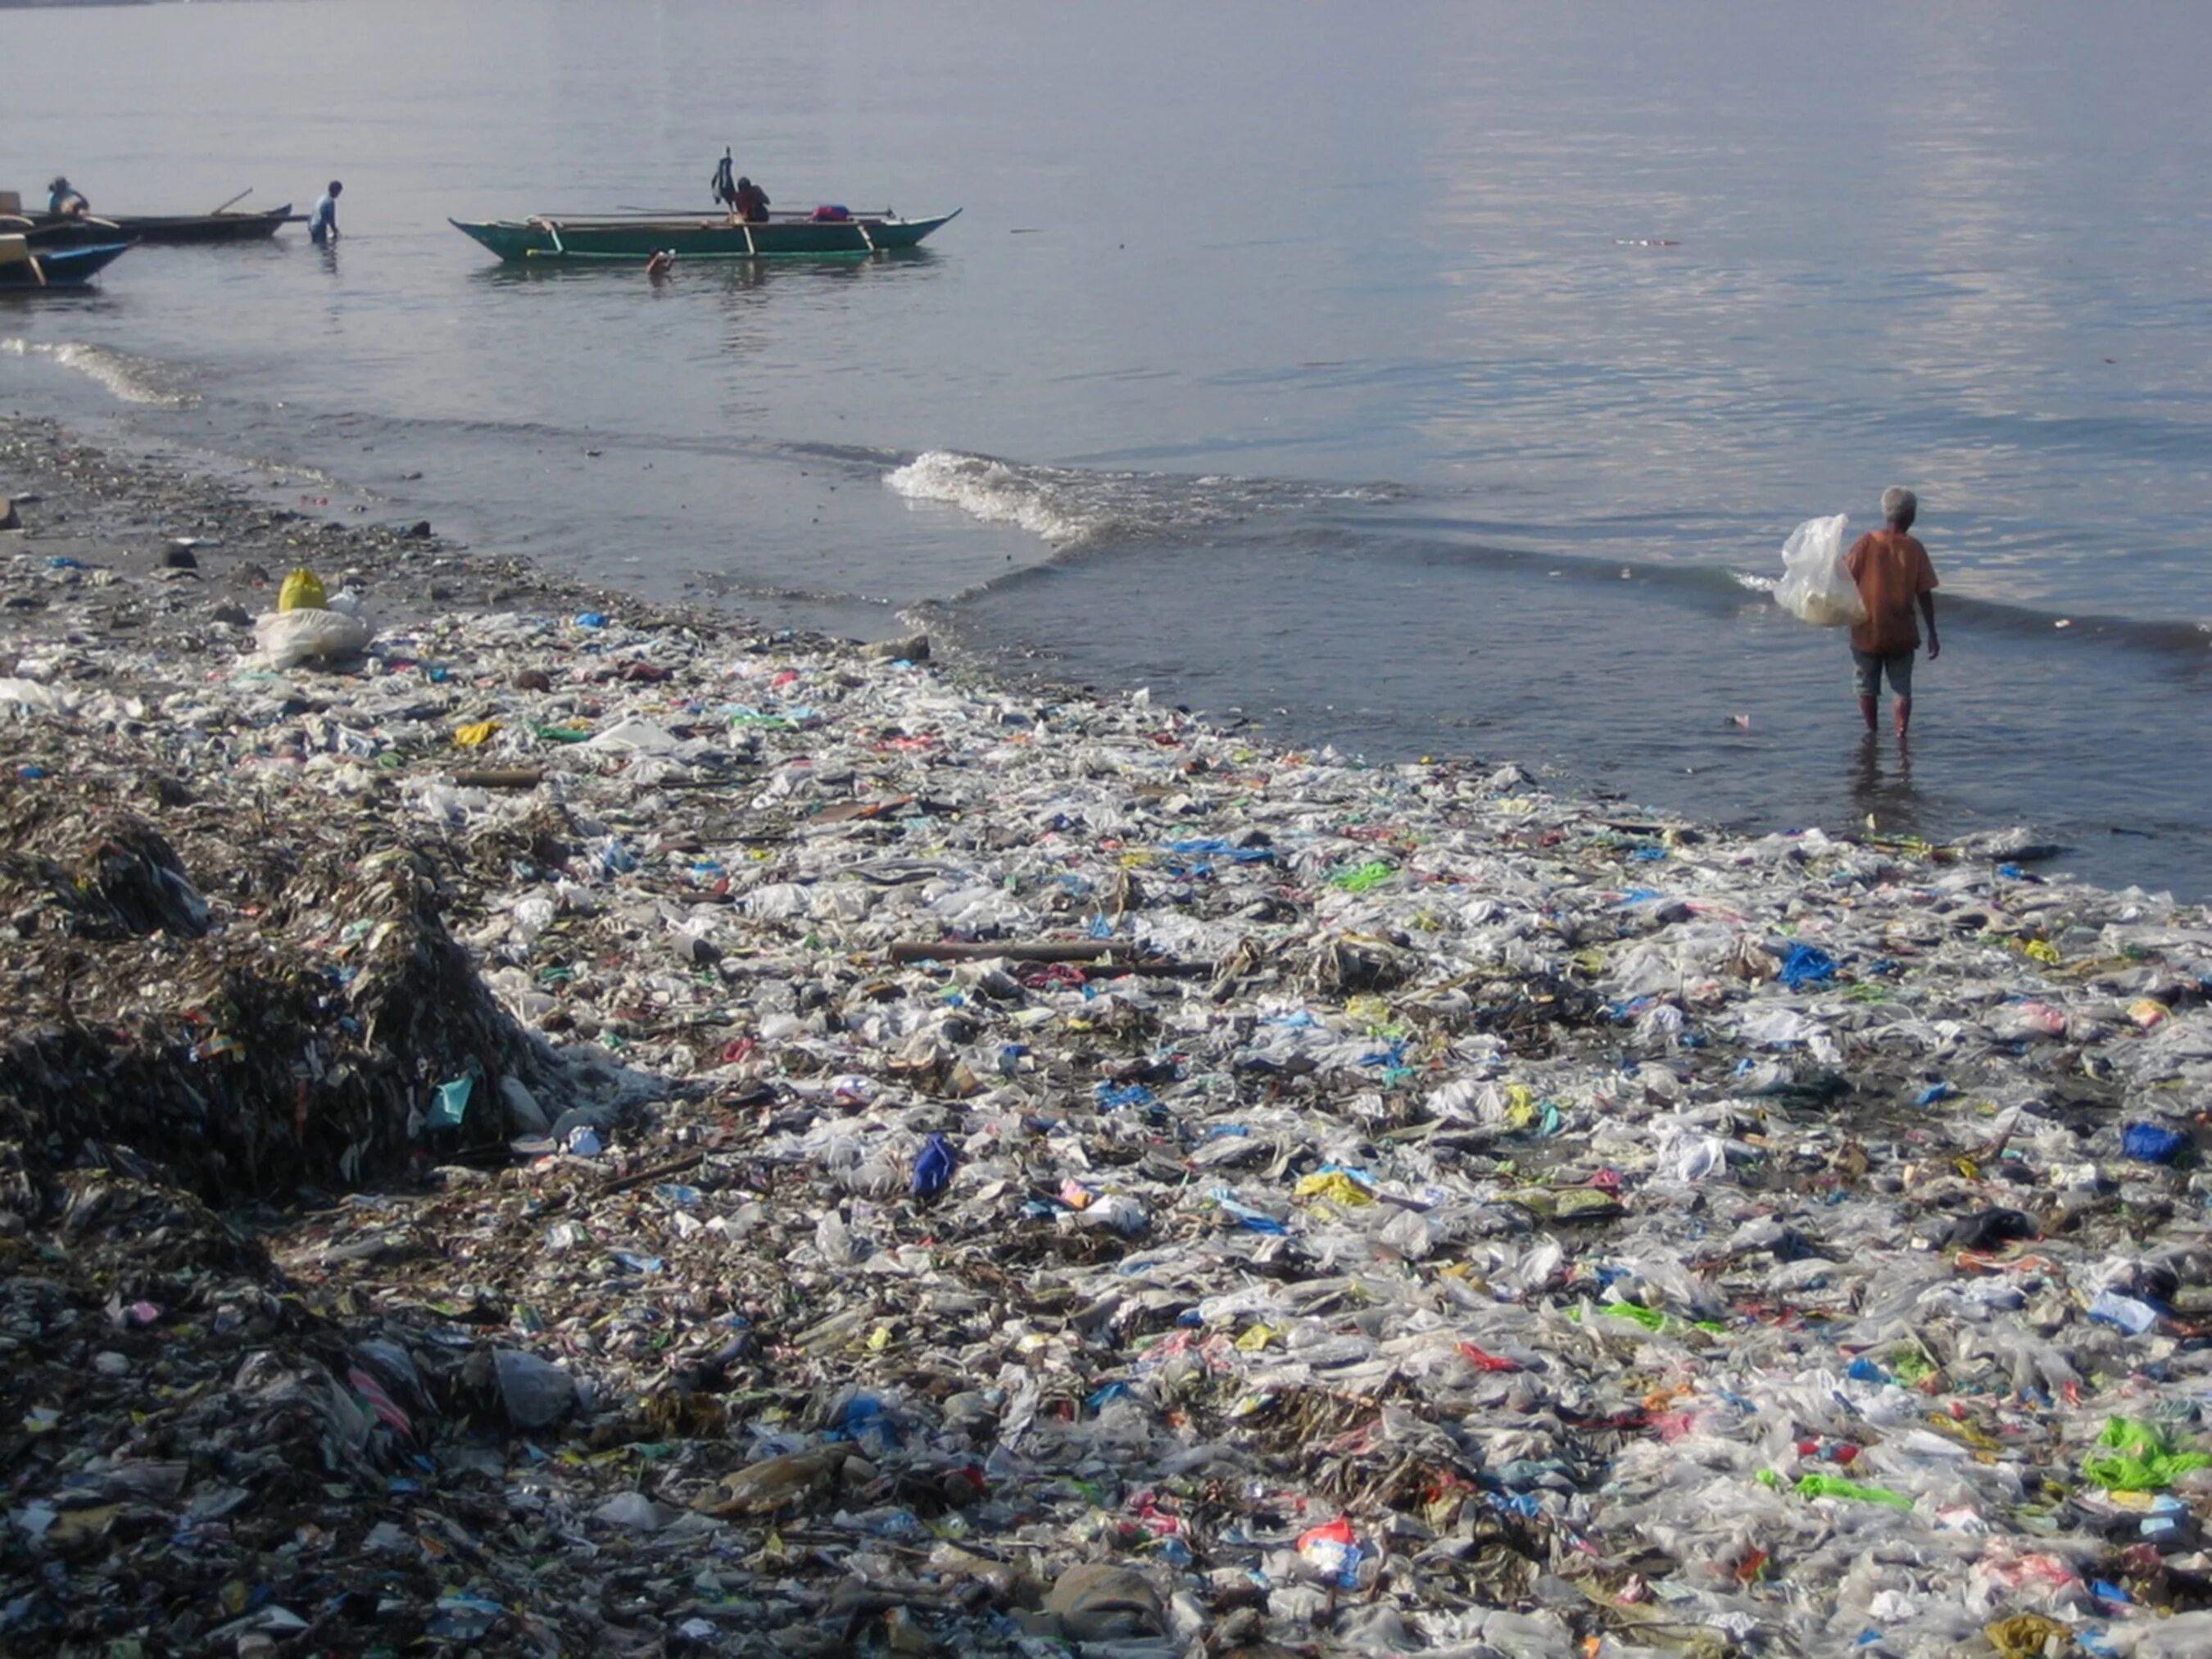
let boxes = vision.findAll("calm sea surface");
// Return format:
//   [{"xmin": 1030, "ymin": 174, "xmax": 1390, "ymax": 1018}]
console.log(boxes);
[{"xmin": 5, "ymin": 0, "xmax": 2211, "ymax": 894}]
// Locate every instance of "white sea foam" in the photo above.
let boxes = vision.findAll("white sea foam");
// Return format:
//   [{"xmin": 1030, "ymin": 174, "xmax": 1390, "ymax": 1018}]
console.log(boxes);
[
  {"xmin": 883, "ymin": 447, "xmax": 1368, "ymax": 551},
  {"xmin": 884, "ymin": 451, "xmax": 1101, "ymax": 545},
  {"xmin": 2, "ymin": 338, "xmax": 193, "ymax": 407}
]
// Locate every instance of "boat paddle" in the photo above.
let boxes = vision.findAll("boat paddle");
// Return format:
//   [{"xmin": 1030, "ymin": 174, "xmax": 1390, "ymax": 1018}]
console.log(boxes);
[{"xmin": 210, "ymin": 188, "xmax": 252, "ymax": 215}]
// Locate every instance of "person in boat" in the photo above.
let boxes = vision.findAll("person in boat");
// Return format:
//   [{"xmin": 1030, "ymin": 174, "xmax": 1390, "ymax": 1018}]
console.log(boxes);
[
  {"xmin": 733, "ymin": 176, "xmax": 771, "ymax": 224},
  {"xmin": 48, "ymin": 177, "xmax": 89, "ymax": 218},
  {"xmin": 1845, "ymin": 487, "xmax": 1941, "ymax": 739},
  {"xmin": 711, "ymin": 148, "xmax": 739, "ymax": 215},
  {"xmin": 309, "ymin": 180, "xmax": 343, "ymax": 246}
]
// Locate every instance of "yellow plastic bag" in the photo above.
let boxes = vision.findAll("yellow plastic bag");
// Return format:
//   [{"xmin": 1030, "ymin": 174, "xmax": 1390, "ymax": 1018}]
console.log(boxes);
[
  {"xmin": 454, "ymin": 719, "xmax": 502, "ymax": 748},
  {"xmin": 1294, "ymin": 1170, "xmax": 1375, "ymax": 1208},
  {"xmin": 279, "ymin": 567, "xmax": 328, "ymax": 612}
]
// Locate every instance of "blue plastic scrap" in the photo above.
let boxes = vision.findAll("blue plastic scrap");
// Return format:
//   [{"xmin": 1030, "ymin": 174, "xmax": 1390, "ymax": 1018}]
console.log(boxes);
[
  {"xmin": 912, "ymin": 1131, "xmax": 959, "ymax": 1198},
  {"xmin": 1086, "ymin": 1380, "xmax": 1137, "ymax": 1412},
  {"xmin": 1778, "ymin": 943, "xmax": 1838, "ymax": 990},
  {"xmin": 1163, "ymin": 838, "xmax": 1276, "ymax": 863},
  {"xmin": 428, "ymin": 1593, "xmax": 505, "ymax": 1641},
  {"xmin": 428, "ymin": 1073, "xmax": 474, "ymax": 1131},
  {"xmin": 2087, "ymin": 1290, "xmax": 2159, "ymax": 1335},
  {"xmin": 1208, "ymin": 1189, "xmax": 1290, "ymax": 1234},
  {"xmin": 832, "ymin": 1394, "xmax": 900, "ymax": 1448},
  {"xmin": 2122, "ymin": 1122, "xmax": 2190, "ymax": 1165}
]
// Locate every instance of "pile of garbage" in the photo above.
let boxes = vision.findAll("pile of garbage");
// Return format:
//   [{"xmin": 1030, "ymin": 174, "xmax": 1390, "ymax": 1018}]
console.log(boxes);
[{"xmin": 6, "ymin": 427, "xmax": 2212, "ymax": 1656}]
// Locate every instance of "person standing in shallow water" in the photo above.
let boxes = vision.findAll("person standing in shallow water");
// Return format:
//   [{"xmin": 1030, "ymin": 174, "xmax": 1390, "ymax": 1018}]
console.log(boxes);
[
  {"xmin": 1846, "ymin": 487, "xmax": 1940, "ymax": 737},
  {"xmin": 309, "ymin": 180, "xmax": 342, "ymax": 247}
]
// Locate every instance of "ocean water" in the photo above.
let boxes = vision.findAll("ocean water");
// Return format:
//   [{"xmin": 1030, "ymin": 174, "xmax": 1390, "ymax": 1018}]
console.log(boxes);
[{"xmin": 4, "ymin": 0, "xmax": 2210, "ymax": 894}]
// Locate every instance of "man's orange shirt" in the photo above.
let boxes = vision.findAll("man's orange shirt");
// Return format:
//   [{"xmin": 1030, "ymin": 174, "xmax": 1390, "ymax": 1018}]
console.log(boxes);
[{"xmin": 1845, "ymin": 529, "xmax": 1938, "ymax": 655}]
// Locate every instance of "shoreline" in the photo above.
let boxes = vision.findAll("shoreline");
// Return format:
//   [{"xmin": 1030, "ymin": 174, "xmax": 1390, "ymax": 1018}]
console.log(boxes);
[{"xmin": 6, "ymin": 415, "xmax": 2212, "ymax": 1654}]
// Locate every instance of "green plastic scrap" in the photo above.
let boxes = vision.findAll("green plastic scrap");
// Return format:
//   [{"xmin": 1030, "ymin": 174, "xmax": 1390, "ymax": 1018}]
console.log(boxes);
[
  {"xmin": 428, "ymin": 1072, "xmax": 474, "ymax": 1130},
  {"xmin": 1592, "ymin": 1300, "xmax": 1669, "ymax": 1333},
  {"xmin": 1794, "ymin": 1473, "xmax": 1915, "ymax": 1511},
  {"xmin": 1890, "ymin": 1349, "xmax": 1937, "ymax": 1385},
  {"xmin": 1569, "ymin": 1301, "xmax": 1727, "ymax": 1337},
  {"xmin": 1328, "ymin": 860, "xmax": 1397, "ymax": 892},
  {"xmin": 2081, "ymin": 1416, "xmax": 2212, "ymax": 1493}
]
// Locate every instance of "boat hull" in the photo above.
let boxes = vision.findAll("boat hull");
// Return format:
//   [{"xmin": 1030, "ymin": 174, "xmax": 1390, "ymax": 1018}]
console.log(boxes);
[
  {"xmin": 5, "ymin": 207, "xmax": 296, "ymax": 247},
  {"xmin": 0, "ymin": 242, "xmax": 134, "ymax": 289},
  {"xmin": 449, "ymin": 209, "xmax": 960, "ymax": 263},
  {"xmin": 109, "ymin": 206, "xmax": 298, "ymax": 244}
]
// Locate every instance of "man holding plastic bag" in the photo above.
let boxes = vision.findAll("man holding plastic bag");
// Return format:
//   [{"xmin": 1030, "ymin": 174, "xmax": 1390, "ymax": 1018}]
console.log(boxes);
[{"xmin": 1845, "ymin": 487, "xmax": 1940, "ymax": 737}]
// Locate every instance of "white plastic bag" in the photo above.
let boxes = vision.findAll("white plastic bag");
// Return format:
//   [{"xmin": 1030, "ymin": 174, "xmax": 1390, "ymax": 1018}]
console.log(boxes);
[
  {"xmin": 252, "ymin": 608, "xmax": 374, "ymax": 668},
  {"xmin": 1774, "ymin": 513, "xmax": 1865, "ymax": 627}
]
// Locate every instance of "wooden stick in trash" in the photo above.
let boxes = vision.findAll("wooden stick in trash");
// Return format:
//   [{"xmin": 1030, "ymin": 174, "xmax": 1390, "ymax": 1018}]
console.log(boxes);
[
  {"xmin": 893, "ymin": 940, "xmax": 1145, "ymax": 964},
  {"xmin": 890, "ymin": 939, "xmax": 1213, "ymax": 976},
  {"xmin": 596, "ymin": 1150, "xmax": 705, "ymax": 1195},
  {"xmin": 449, "ymin": 767, "xmax": 544, "ymax": 789}
]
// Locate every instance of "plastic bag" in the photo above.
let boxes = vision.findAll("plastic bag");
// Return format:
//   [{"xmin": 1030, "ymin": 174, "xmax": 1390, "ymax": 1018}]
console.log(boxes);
[
  {"xmin": 253, "ymin": 608, "xmax": 372, "ymax": 667},
  {"xmin": 1774, "ymin": 514, "xmax": 1865, "ymax": 627},
  {"xmin": 278, "ymin": 566, "xmax": 329, "ymax": 612}
]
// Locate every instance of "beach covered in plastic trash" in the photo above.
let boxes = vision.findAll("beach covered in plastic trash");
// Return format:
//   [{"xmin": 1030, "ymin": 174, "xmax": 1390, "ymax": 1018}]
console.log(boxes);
[{"xmin": 6, "ymin": 418, "xmax": 2212, "ymax": 1658}]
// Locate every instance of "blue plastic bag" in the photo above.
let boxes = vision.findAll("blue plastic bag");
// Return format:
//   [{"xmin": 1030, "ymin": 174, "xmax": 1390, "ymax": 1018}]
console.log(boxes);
[
  {"xmin": 2122, "ymin": 1122, "xmax": 2189, "ymax": 1165},
  {"xmin": 912, "ymin": 1131, "xmax": 959, "ymax": 1198},
  {"xmin": 1779, "ymin": 943, "xmax": 1838, "ymax": 990}
]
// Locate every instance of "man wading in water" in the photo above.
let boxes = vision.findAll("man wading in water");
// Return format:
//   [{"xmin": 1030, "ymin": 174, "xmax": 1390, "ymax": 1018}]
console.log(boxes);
[{"xmin": 1846, "ymin": 487, "xmax": 1940, "ymax": 738}]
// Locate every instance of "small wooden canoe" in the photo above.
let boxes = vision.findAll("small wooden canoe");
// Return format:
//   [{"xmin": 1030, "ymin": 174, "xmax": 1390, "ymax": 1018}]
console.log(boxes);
[
  {"xmin": 0, "ymin": 238, "xmax": 134, "ymax": 290},
  {"xmin": 449, "ymin": 207, "xmax": 960, "ymax": 263},
  {"xmin": 3, "ymin": 205, "xmax": 299, "ymax": 247}
]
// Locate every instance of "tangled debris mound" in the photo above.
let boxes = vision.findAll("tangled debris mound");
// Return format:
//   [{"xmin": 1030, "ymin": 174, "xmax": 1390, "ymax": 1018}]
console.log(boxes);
[
  {"xmin": 7, "ymin": 421, "xmax": 2212, "ymax": 1657},
  {"xmin": 0, "ymin": 807, "xmax": 581, "ymax": 1203}
]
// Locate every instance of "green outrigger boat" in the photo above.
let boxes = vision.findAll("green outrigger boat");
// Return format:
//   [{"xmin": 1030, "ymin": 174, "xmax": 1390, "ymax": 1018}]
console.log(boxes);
[{"xmin": 449, "ymin": 207, "xmax": 960, "ymax": 263}]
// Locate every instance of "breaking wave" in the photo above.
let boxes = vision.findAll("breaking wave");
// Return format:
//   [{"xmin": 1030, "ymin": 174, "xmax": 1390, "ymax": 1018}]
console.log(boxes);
[
  {"xmin": 883, "ymin": 448, "xmax": 1397, "ymax": 550},
  {"xmin": 1, "ymin": 338, "xmax": 195, "ymax": 407}
]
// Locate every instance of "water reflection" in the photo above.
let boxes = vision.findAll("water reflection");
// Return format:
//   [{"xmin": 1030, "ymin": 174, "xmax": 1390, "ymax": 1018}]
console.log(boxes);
[
  {"xmin": 1852, "ymin": 733, "xmax": 1923, "ymax": 836},
  {"xmin": 467, "ymin": 249, "xmax": 939, "ymax": 290}
]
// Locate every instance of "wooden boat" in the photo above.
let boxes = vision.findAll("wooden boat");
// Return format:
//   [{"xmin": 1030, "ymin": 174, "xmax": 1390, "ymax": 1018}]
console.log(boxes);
[
  {"xmin": 449, "ymin": 207, "xmax": 961, "ymax": 263},
  {"xmin": 0, "ymin": 238, "xmax": 134, "ymax": 290},
  {"xmin": 2, "ymin": 206, "xmax": 299, "ymax": 248}
]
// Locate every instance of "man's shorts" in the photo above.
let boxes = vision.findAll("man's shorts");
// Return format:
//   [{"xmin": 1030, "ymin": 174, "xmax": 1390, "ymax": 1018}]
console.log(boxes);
[{"xmin": 1852, "ymin": 648, "xmax": 1915, "ymax": 700}]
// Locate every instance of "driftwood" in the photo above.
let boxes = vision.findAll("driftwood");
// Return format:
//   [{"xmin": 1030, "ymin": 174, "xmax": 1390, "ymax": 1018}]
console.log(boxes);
[
  {"xmin": 448, "ymin": 768, "xmax": 545, "ymax": 790},
  {"xmin": 889, "ymin": 940, "xmax": 1212, "ymax": 977}
]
